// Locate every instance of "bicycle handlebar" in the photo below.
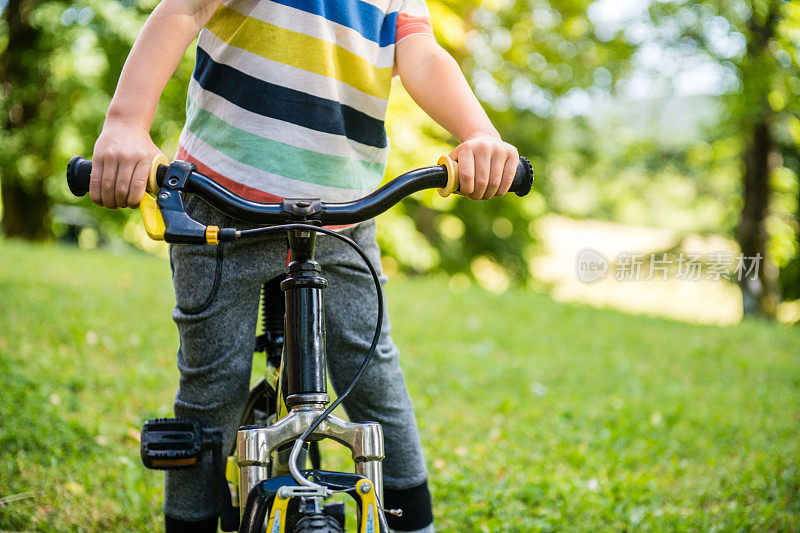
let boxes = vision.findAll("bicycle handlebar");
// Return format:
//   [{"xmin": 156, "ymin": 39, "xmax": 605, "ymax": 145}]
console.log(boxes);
[{"xmin": 67, "ymin": 155, "xmax": 533, "ymax": 242}]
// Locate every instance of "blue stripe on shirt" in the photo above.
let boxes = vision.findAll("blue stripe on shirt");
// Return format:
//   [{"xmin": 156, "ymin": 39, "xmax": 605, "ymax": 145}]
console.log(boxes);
[{"xmin": 269, "ymin": 0, "xmax": 398, "ymax": 46}]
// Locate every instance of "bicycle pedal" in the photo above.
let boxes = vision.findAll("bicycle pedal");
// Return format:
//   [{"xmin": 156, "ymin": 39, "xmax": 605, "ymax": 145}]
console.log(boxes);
[{"xmin": 140, "ymin": 418, "xmax": 203, "ymax": 470}]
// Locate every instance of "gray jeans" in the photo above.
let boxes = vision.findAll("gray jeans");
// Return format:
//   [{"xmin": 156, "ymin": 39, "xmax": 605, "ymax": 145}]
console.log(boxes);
[{"xmin": 163, "ymin": 197, "xmax": 428, "ymax": 521}]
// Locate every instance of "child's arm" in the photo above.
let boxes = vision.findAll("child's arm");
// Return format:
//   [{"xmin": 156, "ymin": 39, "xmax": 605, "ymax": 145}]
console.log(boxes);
[
  {"xmin": 396, "ymin": 35, "xmax": 519, "ymax": 201},
  {"xmin": 91, "ymin": 0, "xmax": 221, "ymax": 209}
]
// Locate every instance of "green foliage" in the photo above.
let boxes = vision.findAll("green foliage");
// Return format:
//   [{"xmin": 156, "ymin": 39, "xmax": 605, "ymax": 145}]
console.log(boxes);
[
  {"xmin": 646, "ymin": 0, "xmax": 800, "ymax": 302},
  {"xmin": 454, "ymin": 0, "xmax": 637, "ymax": 223},
  {"xmin": 546, "ymin": 101, "xmax": 743, "ymax": 233},
  {"xmin": 0, "ymin": 0, "xmax": 193, "ymax": 239},
  {"xmin": 378, "ymin": 0, "xmax": 640, "ymax": 282},
  {"xmin": 2, "ymin": 240, "xmax": 799, "ymax": 530}
]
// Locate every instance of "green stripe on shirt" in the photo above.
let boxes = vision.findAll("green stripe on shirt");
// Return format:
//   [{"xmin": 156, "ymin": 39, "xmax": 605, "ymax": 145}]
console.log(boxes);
[{"xmin": 186, "ymin": 96, "xmax": 386, "ymax": 190}]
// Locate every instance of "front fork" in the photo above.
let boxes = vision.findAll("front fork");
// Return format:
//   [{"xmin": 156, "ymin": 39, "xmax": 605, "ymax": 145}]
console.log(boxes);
[{"xmin": 236, "ymin": 408, "xmax": 385, "ymax": 513}]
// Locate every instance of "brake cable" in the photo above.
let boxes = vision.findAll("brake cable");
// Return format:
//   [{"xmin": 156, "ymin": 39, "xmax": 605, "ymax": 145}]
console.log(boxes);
[{"xmin": 235, "ymin": 223, "xmax": 384, "ymax": 493}]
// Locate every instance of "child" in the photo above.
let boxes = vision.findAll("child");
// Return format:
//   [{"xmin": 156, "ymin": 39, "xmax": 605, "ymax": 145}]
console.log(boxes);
[{"xmin": 89, "ymin": 0, "xmax": 519, "ymax": 531}]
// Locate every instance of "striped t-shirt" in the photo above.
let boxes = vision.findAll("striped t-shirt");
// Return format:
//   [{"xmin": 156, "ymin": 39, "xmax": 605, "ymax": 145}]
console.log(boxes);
[{"xmin": 176, "ymin": 0, "xmax": 434, "ymax": 203}]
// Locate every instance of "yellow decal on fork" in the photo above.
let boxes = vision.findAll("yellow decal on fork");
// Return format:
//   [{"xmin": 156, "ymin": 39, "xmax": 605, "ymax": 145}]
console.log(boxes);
[
  {"xmin": 356, "ymin": 479, "xmax": 380, "ymax": 533},
  {"xmin": 226, "ymin": 455, "xmax": 239, "ymax": 500},
  {"xmin": 267, "ymin": 492, "xmax": 290, "ymax": 533}
]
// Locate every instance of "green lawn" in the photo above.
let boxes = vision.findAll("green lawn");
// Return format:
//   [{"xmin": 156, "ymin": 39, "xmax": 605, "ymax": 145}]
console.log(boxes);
[{"xmin": 1, "ymin": 238, "xmax": 798, "ymax": 532}]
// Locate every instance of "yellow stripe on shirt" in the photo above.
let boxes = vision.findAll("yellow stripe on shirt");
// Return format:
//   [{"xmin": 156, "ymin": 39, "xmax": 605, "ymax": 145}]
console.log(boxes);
[{"xmin": 206, "ymin": 5, "xmax": 392, "ymax": 100}]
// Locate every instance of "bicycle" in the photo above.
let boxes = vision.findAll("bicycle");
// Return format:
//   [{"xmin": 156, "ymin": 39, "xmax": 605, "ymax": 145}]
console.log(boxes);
[{"xmin": 66, "ymin": 154, "xmax": 533, "ymax": 533}]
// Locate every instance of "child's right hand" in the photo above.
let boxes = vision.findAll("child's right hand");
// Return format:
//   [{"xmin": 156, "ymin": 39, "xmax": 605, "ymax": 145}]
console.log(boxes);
[{"xmin": 90, "ymin": 120, "xmax": 163, "ymax": 209}]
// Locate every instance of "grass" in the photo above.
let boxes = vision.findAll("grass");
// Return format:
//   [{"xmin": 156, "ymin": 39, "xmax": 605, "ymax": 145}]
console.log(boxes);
[{"xmin": 0, "ymin": 238, "xmax": 798, "ymax": 532}]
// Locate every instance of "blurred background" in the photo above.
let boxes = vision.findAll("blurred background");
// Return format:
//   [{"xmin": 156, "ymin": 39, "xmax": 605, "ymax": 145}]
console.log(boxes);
[
  {"xmin": 1, "ymin": 0, "xmax": 799, "ymax": 531},
  {"xmin": 1, "ymin": 0, "xmax": 799, "ymax": 323}
]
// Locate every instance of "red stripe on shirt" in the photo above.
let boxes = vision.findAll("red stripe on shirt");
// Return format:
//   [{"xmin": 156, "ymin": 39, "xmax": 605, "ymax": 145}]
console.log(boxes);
[
  {"xmin": 395, "ymin": 14, "xmax": 434, "ymax": 43},
  {"xmin": 176, "ymin": 145, "xmax": 283, "ymax": 203}
]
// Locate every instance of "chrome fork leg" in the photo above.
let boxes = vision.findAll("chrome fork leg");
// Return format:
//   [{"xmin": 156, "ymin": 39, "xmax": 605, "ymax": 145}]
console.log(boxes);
[{"xmin": 237, "ymin": 407, "xmax": 384, "ymax": 514}]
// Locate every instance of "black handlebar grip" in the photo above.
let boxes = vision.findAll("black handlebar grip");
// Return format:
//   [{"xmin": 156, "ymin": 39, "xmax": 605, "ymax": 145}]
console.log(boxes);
[
  {"xmin": 67, "ymin": 156, "xmax": 93, "ymax": 197},
  {"xmin": 509, "ymin": 156, "xmax": 534, "ymax": 197}
]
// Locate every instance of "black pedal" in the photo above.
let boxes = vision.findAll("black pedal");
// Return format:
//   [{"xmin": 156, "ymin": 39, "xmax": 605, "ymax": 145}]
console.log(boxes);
[{"xmin": 140, "ymin": 418, "xmax": 203, "ymax": 470}]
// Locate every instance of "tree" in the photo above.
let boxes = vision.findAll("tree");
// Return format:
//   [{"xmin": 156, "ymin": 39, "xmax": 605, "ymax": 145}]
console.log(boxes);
[
  {"xmin": 0, "ymin": 0, "xmax": 53, "ymax": 239},
  {"xmin": 648, "ymin": 0, "xmax": 800, "ymax": 317},
  {"xmin": 0, "ymin": 0, "xmax": 191, "ymax": 242}
]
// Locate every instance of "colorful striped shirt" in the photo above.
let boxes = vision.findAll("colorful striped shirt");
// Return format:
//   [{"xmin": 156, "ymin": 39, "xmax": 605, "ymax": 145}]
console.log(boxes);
[{"xmin": 176, "ymin": 0, "xmax": 434, "ymax": 203}]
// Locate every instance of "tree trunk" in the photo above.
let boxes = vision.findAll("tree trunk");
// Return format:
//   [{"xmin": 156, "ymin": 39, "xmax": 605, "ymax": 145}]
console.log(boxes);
[
  {"xmin": 0, "ymin": 0, "xmax": 52, "ymax": 240},
  {"xmin": 736, "ymin": 117, "xmax": 778, "ymax": 318},
  {"xmin": 0, "ymin": 180, "xmax": 51, "ymax": 240},
  {"xmin": 734, "ymin": 1, "xmax": 781, "ymax": 319}
]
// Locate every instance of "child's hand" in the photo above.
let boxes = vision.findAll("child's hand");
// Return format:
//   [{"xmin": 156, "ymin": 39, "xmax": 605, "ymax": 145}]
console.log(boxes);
[
  {"xmin": 90, "ymin": 120, "xmax": 163, "ymax": 209},
  {"xmin": 449, "ymin": 133, "xmax": 519, "ymax": 200}
]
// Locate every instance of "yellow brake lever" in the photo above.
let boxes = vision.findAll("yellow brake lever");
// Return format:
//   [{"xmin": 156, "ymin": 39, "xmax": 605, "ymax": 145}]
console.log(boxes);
[{"xmin": 139, "ymin": 153, "xmax": 169, "ymax": 241}]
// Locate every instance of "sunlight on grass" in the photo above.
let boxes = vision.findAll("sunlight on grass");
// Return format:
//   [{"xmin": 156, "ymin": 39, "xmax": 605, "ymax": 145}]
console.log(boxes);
[
  {"xmin": 1, "ymin": 238, "xmax": 798, "ymax": 531},
  {"xmin": 533, "ymin": 215, "xmax": 745, "ymax": 325}
]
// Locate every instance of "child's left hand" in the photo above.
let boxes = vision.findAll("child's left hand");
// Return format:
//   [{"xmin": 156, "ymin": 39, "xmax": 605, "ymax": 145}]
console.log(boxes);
[{"xmin": 449, "ymin": 133, "xmax": 519, "ymax": 200}]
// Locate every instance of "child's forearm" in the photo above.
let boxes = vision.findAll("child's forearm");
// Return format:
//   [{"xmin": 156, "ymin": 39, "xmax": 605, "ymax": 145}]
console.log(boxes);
[
  {"xmin": 396, "ymin": 37, "xmax": 499, "ymax": 143},
  {"xmin": 106, "ymin": 0, "xmax": 221, "ymax": 129},
  {"xmin": 396, "ymin": 36, "xmax": 518, "ymax": 200},
  {"xmin": 90, "ymin": 0, "xmax": 220, "ymax": 210}
]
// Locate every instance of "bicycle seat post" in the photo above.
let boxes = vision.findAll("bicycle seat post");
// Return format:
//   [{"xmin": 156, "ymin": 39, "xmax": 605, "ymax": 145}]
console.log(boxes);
[{"xmin": 280, "ymin": 228, "xmax": 330, "ymax": 410}]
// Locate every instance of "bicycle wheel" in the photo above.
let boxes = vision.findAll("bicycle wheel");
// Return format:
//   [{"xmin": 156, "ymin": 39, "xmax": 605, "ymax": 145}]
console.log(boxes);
[
  {"xmin": 293, "ymin": 513, "xmax": 344, "ymax": 533},
  {"xmin": 240, "ymin": 377, "xmax": 275, "ymax": 425},
  {"xmin": 233, "ymin": 377, "xmax": 277, "ymax": 454}
]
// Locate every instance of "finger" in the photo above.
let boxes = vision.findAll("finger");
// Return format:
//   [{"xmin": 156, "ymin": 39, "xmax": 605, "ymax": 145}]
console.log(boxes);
[
  {"xmin": 100, "ymin": 158, "xmax": 119, "ymax": 209},
  {"xmin": 456, "ymin": 146, "xmax": 475, "ymax": 197},
  {"xmin": 115, "ymin": 159, "xmax": 136, "ymax": 208},
  {"xmin": 89, "ymin": 160, "xmax": 104, "ymax": 206},
  {"xmin": 127, "ymin": 158, "xmax": 150, "ymax": 208},
  {"xmin": 497, "ymin": 153, "xmax": 518, "ymax": 197},
  {"xmin": 483, "ymin": 149, "xmax": 505, "ymax": 200},
  {"xmin": 471, "ymin": 148, "xmax": 490, "ymax": 200}
]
